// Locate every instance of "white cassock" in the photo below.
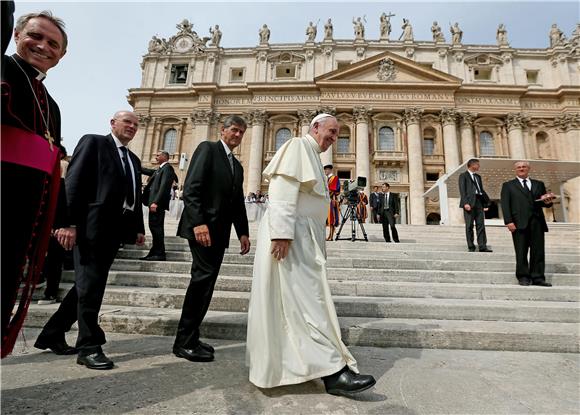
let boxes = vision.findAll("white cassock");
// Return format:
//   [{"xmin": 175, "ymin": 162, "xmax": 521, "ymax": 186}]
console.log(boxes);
[{"xmin": 246, "ymin": 134, "xmax": 358, "ymax": 388}]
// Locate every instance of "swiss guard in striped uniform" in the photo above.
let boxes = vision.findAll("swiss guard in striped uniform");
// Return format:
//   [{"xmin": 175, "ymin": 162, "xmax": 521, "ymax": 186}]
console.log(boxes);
[{"xmin": 324, "ymin": 164, "xmax": 341, "ymax": 241}]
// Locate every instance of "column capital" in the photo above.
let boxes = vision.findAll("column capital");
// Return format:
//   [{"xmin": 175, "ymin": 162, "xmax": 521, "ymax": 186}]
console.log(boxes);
[
  {"xmin": 458, "ymin": 111, "xmax": 478, "ymax": 128},
  {"xmin": 297, "ymin": 109, "xmax": 318, "ymax": 126},
  {"xmin": 505, "ymin": 112, "xmax": 530, "ymax": 131},
  {"xmin": 137, "ymin": 113, "xmax": 151, "ymax": 126},
  {"xmin": 317, "ymin": 106, "xmax": 337, "ymax": 116},
  {"xmin": 439, "ymin": 108, "xmax": 459, "ymax": 126},
  {"xmin": 403, "ymin": 107, "xmax": 424, "ymax": 125},
  {"xmin": 191, "ymin": 109, "xmax": 220, "ymax": 125},
  {"xmin": 353, "ymin": 106, "xmax": 372, "ymax": 123},
  {"xmin": 246, "ymin": 109, "xmax": 268, "ymax": 126},
  {"xmin": 553, "ymin": 113, "xmax": 580, "ymax": 132}
]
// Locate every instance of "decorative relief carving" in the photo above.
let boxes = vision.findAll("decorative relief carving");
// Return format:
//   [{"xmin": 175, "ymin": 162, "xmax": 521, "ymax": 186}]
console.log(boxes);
[
  {"xmin": 403, "ymin": 107, "xmax": 424, "ymax": 125},
  {"xmin": 458, "ymin": 112, "xmax": 478, "ymax": 128},
  {"xmin": 378, "ymin": 169, "xmax": 400, "ymax": 183},
  {"xmin": 306, "ymin": 50, "xmax": 314, "ymax": 60},
  {"xmin": 317, "ymin": 106, "xmax": 337, "ymax": 116},
  {"xmin": 323, "ymin": 46, "xmax": 333, "ymax": 56},
  {"xmin": 505, "ymin": 113, "xmax": 530, "ymax": 131},
  {"xmin": 137, "ymin": 114, "xmax": 151, "ymax": 125},
  {"xmin": 439, "ymin": 108, "xmax": 459, "ymax": 125},
  {"xmin": 256, "ymin": 51, "xmax": 268, "ymax": 62},
  {"xmin": 297, "ymin": 109, "xmax": 318, "ymax": 126},
  {"xmin": 356, "ymin": 47, "xmax": 366, "ymax": 58},
  {"xmin": 377, "ymin": 58, "xmax": 396, "ymax": 81},
  {"xmin": 191, "ymin": 109, "xmax": 220, "ymax": 124},
  {"xmin": 405, "ymin": 47, "xmax": 415, "ymax": 58},
  {"xmin": 246, "ymin": 109, "xmax": 268, "ymax": 125},
  {"xmin": 553, "ymin": 113, "xmax": 580, "ymax": 131},
  {"xmin": 353, "ymin": 106, "xmax": 372, "ymax": 123}
]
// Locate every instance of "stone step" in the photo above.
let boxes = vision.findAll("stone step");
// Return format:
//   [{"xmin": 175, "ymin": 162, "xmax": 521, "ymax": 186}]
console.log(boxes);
[
  {"xmin": 112, "ymin": 255, "xmax": 580, "ymax": 275},
  {"xmin": 24, "ymin": 305, "xmax": 579, "ymax": 353},
  {"xmin": 120, "ymin": 247, "xmax": 580, "ymax": 264},
  {"xmin": 107, "ymin": 262, "xmax": 580, "ymax": 286},
  {"xmin": 60, "ymin": 272, "xmax": 580, "ymax": 302},
  {"xmin": 53, "ymin": 283, "xmax": 579, "ymax": 323}
]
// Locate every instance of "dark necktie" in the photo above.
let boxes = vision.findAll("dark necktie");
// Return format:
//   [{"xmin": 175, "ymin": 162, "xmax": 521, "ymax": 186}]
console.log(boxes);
[
  {"xmin": 522, "ymin": 179, "xmax": 531, "ymax": 192},
  {"xmin": 228, "ymin": 152, "xmax": 234, "ymax": 173},
  {"xmin": 472, "ymin": 175, "xmax": 482, "ymax": 194},
  {"xmin": 120, "ymin": 147, "xmax": 135, "ymax": 206}
]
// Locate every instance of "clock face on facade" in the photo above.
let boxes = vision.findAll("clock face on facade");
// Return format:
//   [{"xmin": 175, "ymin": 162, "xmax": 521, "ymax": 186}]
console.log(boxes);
[{"xmin": 174, "ymin": 36, "xmax": 193, "ymax": 53}]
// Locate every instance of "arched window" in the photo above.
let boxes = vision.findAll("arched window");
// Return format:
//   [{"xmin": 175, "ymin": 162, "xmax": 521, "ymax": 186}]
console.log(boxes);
[
  {"xmin": 378, "ymin": 126, "xmax": 395, "ymax": 151},
  {"xmin": 479, "ymin": 131, "xmax": 495, "ymax": 156},
  {"xmin": 163, "ymin": 128, "xmax": 177, "ymax": 154},
  {"xmin": 536, "ymin": 131, "xmax": 551, "ymax": 159},
  {"xmin": 275, "ymin": 128, "xmax": 291, "ymax": 150},
  {"xmin": 423, "ymin": 127, "xmax": 436, "ymax": 155},
  {"xmin": 337, "ymin": 126, "xmax": 350, "ymax": 153}
]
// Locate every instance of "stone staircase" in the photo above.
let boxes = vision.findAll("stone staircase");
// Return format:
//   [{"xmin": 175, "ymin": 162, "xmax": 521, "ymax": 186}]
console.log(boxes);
[{"xmin": 26, "ymin": 220, "xmax": 580, "ymax": 353}]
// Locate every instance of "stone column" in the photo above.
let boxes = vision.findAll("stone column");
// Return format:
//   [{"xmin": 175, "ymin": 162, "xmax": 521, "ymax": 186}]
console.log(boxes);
[
  {"xmin": 459, "ymin": 112, "xmax": 477, "ymax": 162},
  {"xmin": 247, "ymin": 110, "xmax": 267, "ymax": 195},
  {"xmin": 505, "ymin": 113, "xmax": 529, "ymax": 159},
  {"xmin": 440, "ymin": 108, "xmax": 462, "ymax": 225},
  {"xmin": 191, "ymin": 109, "xmax": 219, "ymax": 154},
  {"xmin": 129, "ymin": 114, "xmax": 151, "ymax": 160},
  {"xmin": 403, "ymin": 107, "xmax": 426, "ymax": 225},
  {"xmin": 399, "ymin": 192, "xmax": 408, "ymax": 225},
  {"xmin": 315, "ymin": 107, "xmax": 336, "ymax": 166},
  {"xmin": 555, "ymin": 113, "xmax": 580, "ymax": 223},
  {"xmin": 353, "ymin": 106, "xmax": 372, "ymax": 198}
]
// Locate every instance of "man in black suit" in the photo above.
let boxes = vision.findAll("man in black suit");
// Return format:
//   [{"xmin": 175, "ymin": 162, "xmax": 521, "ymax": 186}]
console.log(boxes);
[
  {"xmin": 458, "ymin": 158, "xmax": 492, "ymax": 252},
  {"xmin": 34, "ymin": 110, "xmax": 146, "ymax": 369},
  {"xmin": 141, "ymin": 150, "xmax": 178, "ymax": 261},
  {"xmin": 377, "ymin": 183, "xmax": 400, "ymax": 243},
  {"xmin": 501, "ymin": 161, "xmax": 553, "ymax": 287},
  {"xmin": 369, "ymin": 186, "xmax": 380, "ymax": 224},
  {"xmin": 173, "ymin": 115, "xmax": 250, "ymax": 362}
]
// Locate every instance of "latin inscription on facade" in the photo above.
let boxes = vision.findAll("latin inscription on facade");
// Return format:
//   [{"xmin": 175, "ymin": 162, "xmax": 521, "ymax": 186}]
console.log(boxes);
[
  {"xmin": 456, "ymin": 96, "xmax": 520, "ymax": 106},
  {"xmin": 321, "ymin": 91, "xmax": 454, "ymax": 102}
]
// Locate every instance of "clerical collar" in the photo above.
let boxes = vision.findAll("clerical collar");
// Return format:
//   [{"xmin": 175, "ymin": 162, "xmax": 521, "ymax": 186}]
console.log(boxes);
[
  {"xmin": 305, "ymin": 134, "xmax": 322, "ymax": 153},
  {"xmin": 13, "ymin": 53, "xmax": 47, "ymax": 81}
]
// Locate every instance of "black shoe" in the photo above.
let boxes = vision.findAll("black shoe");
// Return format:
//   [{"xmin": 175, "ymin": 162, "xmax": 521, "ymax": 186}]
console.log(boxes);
[
  {"xmin": 532, "ymin": 281, "xmax": 552, "ymax": 287},
  {"xmin": 479, "ymin": 247, "xmax": 493, "ymax": 252},
  {"xmin": 468, "ymin": 247, "xmax": 476, "ymax": 252},
  {"xmin": 518, "ymin": 278, "xmax": 532, "ymax": 286},
  {"xmin": 385, "ymin": 240, "xmax": 391, "ymax": 243},
  {"xmin": 143, "ymin": 255, "xmax": 166, "ymax": 261},
  {"xmin": 199, "ymin": 341, "xmax": 215, "ymax": 353},
  {"xmin": 394, "ymin": 240, "xmax": 400, "ymax": 243},
  {"xmin": 77, "ymin": 352, "xmax": 114, "ymax": 370},
  {"xmin": 139, "ymin": 255, "xmax": 151, "ymax": 260},
  {"xmin": 34, "ymin": 339, "xmax": 78, "ymax": 355},
  {"xmin": 323, "ymin": 367, "xmax": 376, "ymax": 396},
  {"xmin": 38, "ymin": 296, "xmax": 57, "ymax": 305},
  {"xmin": 173, "ymin": 345, "xmax": 214, "ymax": 362}
]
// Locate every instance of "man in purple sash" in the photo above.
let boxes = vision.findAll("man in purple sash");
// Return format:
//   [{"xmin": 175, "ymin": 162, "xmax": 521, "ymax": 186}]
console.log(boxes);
[{"xmin": 1, "ymin": 7, "xmax": 69, "ymax": 357}]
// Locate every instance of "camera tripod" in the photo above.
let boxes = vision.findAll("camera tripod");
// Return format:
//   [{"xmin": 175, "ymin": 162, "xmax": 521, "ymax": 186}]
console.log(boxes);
[{"xmin": 335, "ymin": 202, "xmax": 368, "ymax": 242}]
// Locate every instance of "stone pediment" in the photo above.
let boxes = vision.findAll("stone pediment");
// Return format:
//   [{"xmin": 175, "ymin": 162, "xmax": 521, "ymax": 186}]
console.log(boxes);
[
  {"xmin": 464, "ymin": 53, "xmax": 504, "ymax": 66},
  {"xmin": 315, "ymin": 51, "xmax": 461, "ymax": 86},
  {"xmin": 267, "ymin": 52, "xmax": 306, "ymax": 64}
]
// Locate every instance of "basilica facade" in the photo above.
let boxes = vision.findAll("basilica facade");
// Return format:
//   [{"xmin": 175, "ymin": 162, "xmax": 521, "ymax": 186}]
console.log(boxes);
[{"xmin": 128, "ymin": 18, "xmax": 580, "ymax": 224}]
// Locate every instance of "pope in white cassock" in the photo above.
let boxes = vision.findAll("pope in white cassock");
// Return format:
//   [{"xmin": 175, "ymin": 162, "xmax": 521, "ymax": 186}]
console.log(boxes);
[{"xmin": 246, "ymin": 114, "xmax": 376, "ymax": 396}]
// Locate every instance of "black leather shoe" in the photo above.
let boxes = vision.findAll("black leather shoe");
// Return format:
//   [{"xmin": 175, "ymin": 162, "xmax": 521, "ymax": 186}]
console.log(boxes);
[
  {"xmin": 173, "ymin": 345, "xmax": 214, "ymax": 362},
  {"xmin": 518, "ymin": 278, "xmax": 532, "ymax": 286},
  {"xmin": 323, "ymin": 367, "xmax": 376, "ymax": 396},
  {"xmin": 143, "ymin": 255, "xmax": 166, "ymax": 261},
  {"xmin": 198, "ymin": 341, "xmax": 215, "ymax": 353},
  {"xmin": 77, "ymin": 352, "xmax": 114, "ymax": 370},
  {"xmin": 34, "ymin": 339, "xmax": 78, "ymax": 355},
  {"xmin": 532, "ymin": 281, "xmax": 552, "ymax": 287},
  {"xmin": 479, "ymin": 247, "xmax": 493, "ymax": 252},
  {"xmin": 468, "ymin": 247, "xmax": 476, "ymax": 252},
  {"xmin": 139, "ymin": 255, "xmax": 151, "ymax": 260}
]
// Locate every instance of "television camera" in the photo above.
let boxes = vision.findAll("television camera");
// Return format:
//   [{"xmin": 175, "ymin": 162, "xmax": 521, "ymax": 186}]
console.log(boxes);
[{"xmin": 335, "ymin": 176, "xmax": 368, "ymax": 242}]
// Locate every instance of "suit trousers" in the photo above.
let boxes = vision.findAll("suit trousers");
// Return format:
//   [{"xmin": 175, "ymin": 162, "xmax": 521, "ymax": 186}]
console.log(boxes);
[
  {"xmin": 381, "ymin": 209, "xmax": 399, "ymax": 242},
  {"xmin": 463, "ymin": 197, "xmax": 487, "ymax": 249},
  {"xmin": 41, "ymin": 236, "xmax": 65, "ymax": 298},
  {"xmin": 174, "ymin": 239, "xmax": 225, "ymax": 348},
  {"xmin": 511, "ymin": 215, "xmax": 546, "ymax": 282},
  {"xmin": 36, "ymin": 240, "xmax": 120, "ymax": 355},
  {"xmin": 148, "ymin": 209, "xmax": 166, "ymax": 256}
]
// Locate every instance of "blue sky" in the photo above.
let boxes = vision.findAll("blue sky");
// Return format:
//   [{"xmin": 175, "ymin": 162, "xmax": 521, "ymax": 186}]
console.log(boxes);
[{"xmin": 7, "ymin": 1, "xmax": 579, "ymax": 152}]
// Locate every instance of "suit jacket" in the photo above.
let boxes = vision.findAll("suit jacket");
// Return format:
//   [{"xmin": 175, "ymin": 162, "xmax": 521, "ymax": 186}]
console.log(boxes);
[
  {"xmin": 66, "ymin": 134, "xmax": 145, "ymax": 255},
  {"xmin": 177, "ymin": 141, "xmax": 249, "ymax": 248},
  {"xmin": 377, "ymin": 192, "xmax": 399, "ymax": 215},
  {"xmin": 458, "ymin": 170, "xmax": 490, "ymax": 208},
  {"xmin": 142, "ymin": 163, "xmax": 178, "ymax": 210},
  {"xmin": 500, "ymin": 178, "xmax": 552, "ymax": 232},
  {"xmin": 369, "ymin": 192, "xmax": 380, "ymax": 209}
]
